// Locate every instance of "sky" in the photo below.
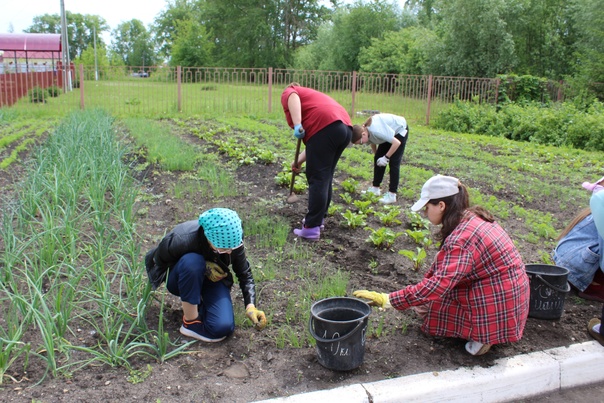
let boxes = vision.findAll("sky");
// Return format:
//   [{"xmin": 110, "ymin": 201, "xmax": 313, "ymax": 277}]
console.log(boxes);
[
  {"xmin": 0, "ymin": 0, "xmax": 169, "ymax": 44},
  {"xmin": 1, "ymin": 0, "xmax": 406, "ymax": 46}
]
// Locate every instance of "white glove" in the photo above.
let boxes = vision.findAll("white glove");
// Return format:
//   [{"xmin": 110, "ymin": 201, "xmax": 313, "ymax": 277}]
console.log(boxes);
[{"xmin": 376, "ymin": 156, "xmax": 389, "ymax": 167}]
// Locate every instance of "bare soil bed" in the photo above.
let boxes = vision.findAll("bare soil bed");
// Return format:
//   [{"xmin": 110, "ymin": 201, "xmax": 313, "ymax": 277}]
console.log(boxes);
[{"xmin": 1, "ymin": 120, "xmax": 601, "ymax": 403}]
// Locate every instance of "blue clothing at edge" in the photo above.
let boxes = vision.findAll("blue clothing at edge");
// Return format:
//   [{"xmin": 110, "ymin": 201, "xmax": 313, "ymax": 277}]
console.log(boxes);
[{"xmin": 553, "ymin": 191, "xmax": 604, "ymax": 291}]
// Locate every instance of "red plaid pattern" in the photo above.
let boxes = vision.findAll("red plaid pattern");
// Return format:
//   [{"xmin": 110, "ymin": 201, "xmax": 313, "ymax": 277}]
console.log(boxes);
[{"xmin": 390, "ymin": 211, "xmax": 530, "ymax": 344}]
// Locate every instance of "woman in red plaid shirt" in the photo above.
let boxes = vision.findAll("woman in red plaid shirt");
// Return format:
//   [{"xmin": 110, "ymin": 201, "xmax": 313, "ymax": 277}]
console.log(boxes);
[{"xmin": 355, "ymin": 175, "xmax": 530, "ymax": 356}]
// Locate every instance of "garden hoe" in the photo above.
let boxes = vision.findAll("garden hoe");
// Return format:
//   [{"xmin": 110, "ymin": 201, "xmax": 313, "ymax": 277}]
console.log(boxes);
[{"xmin": 286, "ymin": 138, "xmax": 302, "ymax": 203}]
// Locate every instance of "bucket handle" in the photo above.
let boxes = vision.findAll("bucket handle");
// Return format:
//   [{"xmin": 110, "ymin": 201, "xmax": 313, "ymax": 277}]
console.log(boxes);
[
  {"xmin": 535, "ymin": 274, "xmax": 571, "ymax": 294},
  {"xmin": 308, "ymin": 316, "xmax": 366, "ymax": 344}
]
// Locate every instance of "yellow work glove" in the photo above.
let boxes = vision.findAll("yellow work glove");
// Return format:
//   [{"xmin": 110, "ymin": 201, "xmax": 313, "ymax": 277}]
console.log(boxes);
[
  {"xmin": 353, "ymin": 290, "xmax": 391, "ymax": 308},
  {"xmin": 246, "ymin": 305, "xmax": 267, "ymax": 330},
  {"xmin": 205, "ymin": 262, "xmax": 228, "ymax": 282}
]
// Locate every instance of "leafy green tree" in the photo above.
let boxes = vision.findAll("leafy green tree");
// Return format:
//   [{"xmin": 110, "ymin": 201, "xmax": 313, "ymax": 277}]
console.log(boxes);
[
  {"xmin": 305, "ymin": 0, "xmax": 400, "ymax": 71},
  {"xmin": 199, "ymin": 0, "xmax": 273, "ymax": 67},
  {"xmin": 432, "ymin": 0, "xmax": 516, "ymax": 77},
  {"xmin": 152, "ymin": 0, "xmax": 201, "ymax": 58},
  {"xmin": 111, "ymin": 19, "xmax": 156, "ymax": 68},
  {"xmin": 406, "ymin": 0, "xmax": 439, "ymax": 26},
  {"xmin": 572, "ymin": 0, "xmax": 604, "ymax": 89},
  {"xmin": 27, "ymin": 14, "xmax": 61, "ymax": 33},
  {"xmin": 358, "ymin": 26, "xmax": 438, "ymax": 74},
  {"xmin": 75, "ymin": 45, "xmax": 109, "ymax": 67},
  {"xmin": 170, "ymin": 19, "xmax": 215, "ymax": 67},
  {"xmin": 292, "ymin": 22, "xmax": 338, "ymax": 70},
  {"xmin": 26, "ymin": 12, "xmax": 109, "ymax": 61},
  {"xmin": 197, "ymin": 0, "xmax": 329, "ymax": 67},
  {"xmin": 503, "ymin": 0, "xmax": 576, "ymax": 80},
  {"xmin": 280, "ymin": 0, "xmax": 331, "ymax": 57}
]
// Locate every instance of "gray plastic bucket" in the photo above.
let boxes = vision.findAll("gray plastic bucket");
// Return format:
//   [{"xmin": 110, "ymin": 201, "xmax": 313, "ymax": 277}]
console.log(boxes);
[
  {"xmin": 309, "ymin": 297, "xmax": 371, "ymax": 371},
  {"xmin": 525, "ymin": 264, "xmax": 571, "ymax": 320}
]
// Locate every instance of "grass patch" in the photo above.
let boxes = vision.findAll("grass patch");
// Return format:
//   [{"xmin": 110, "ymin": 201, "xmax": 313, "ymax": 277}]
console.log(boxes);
[{"xmin": 123, "ymin": 117, "xmax": 199, "ymax": 171}]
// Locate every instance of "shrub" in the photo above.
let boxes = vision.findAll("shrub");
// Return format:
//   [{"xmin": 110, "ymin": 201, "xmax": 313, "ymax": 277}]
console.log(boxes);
[
  {"xmin": 434, "ymin": 98, "xmax": 604, "ymax": 151},
  {"xmin": 47, "ymin": 86, "xmax": 61, "ymax": 97},
  {"xmin": 497, "ymin": 74, "xmax": 551, "ymax": 105},
  {"xmin": 29, "ymin": 87, "xmax": 47, "ymax": 103}
]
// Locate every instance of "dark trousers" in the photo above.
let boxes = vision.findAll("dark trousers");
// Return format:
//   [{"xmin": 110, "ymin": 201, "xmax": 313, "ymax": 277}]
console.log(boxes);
[
  {"xmin": 166, "ymin": 253, "xmax": 235, "ymax": 339},
  {"xmin": 304, "ymin": 121, "xmax": 352, "ymax": 228},
  {"xmin": 372, "ymin": 132, "xmax": 408, "ymax": 194}
]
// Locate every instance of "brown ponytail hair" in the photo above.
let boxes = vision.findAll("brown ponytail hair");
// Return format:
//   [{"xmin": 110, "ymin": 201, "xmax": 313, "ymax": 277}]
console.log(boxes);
[
  {"xmin": 556, "ymin": 207, "xmax": 591, "ymax": 241},
  {"xmin": 427, "ymin": 182, "xmax": 494, "ymax": 246}
]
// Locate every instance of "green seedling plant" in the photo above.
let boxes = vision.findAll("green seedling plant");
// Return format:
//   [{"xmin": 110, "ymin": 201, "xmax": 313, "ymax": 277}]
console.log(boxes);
[
  {"xmin": 406, "ymin": 211, "xmax": 430, "ymax": 231},
  {"xmin": 360, "ymin": 191, "xmax": 381, "ymax": 203},
  {"xmin": 366, "ymin": 227, "xmax": 404, "ymax": 249},
  {"xmin": 328, "ymin": 204, "xmax": 343, "ymax": 216},
  {"xmin": 399, "ymin": 247, "xmax": 427, "ymax": 270},
  {"xmin": 274, "ymin": 326, "xmax": 302, "ymax": 349},
  {"xmin": 375, "ymin": 206, "xmax": 402, "ymax": 226},
  {"xmin": 340, "ymin": 192, "xmax": 353, "ymax": 204},
  {"xmin": 405, "ymin": 229, "xmax": 433, "ymax": 248},
  {"xmin": 539, "ymin": 250, "xmax": 555, "ymax": 265},
  {"xmin": 127, "ymin": 364, "xmax": 153, "ymax": 384},
  {"xmin": 368, "ymin": 258, "xmax": 379, "ymax": 274},
  {"xmin": 340, "ymin": 177, "xmax": 359, "ymax": 194},
  {"xmin": 0, "ymin": 302, "xmax": 31, "ymax": 385},
  {"xmin": 275, "ymin": 162, "xmax": 307, "ymax": 193},
  {"xmin": 341, "ymin": 209, "xmax": 367, "ymax": 228},
  {"xmin": 376, "ymin": 315, "xmax": 386, "ymax": 337},
  {"xmin": 353, "ymin": 200, "xmax": 374, "ymax": 215},
  {"xmin": 145, "ymin": 291, "xmax": 194, "ymax": 363}
]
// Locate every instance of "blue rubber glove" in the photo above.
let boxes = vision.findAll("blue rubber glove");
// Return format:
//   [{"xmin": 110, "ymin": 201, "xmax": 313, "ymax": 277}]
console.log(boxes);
[{"xmin": 294, "ymin": 124, "xmax": 305, "ymax": 139}]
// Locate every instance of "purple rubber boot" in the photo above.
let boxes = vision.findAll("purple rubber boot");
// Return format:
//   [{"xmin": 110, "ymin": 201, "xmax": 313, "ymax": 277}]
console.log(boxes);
[
  {"xmin": 302, "ymin": 218, "xmax": 325, "ymax": 230},
  {"xmin": 293, "ymin": 226, "xmax": 321, "ymax": 241}
]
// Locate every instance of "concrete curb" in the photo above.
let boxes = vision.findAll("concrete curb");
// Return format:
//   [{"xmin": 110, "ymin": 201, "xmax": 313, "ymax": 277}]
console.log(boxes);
[{"xmin": 255, "ymin": 341, "xmax": 604, "ymax": 403}]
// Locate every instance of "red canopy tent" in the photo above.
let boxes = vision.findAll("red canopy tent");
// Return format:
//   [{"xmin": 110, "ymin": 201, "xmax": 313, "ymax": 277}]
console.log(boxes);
[
  {"xmin": 0, "ymin": 33, "xmax": 69, "ymax": 107},
  {"xmin": 0, "ymin": 33, "xmax": 62, "ymax": 73}
]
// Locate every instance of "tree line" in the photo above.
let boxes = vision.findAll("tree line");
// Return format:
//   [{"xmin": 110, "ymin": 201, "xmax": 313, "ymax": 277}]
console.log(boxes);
[{"xmin": 24, "ymin": 0, "xmax": 603, "ymax": 95}]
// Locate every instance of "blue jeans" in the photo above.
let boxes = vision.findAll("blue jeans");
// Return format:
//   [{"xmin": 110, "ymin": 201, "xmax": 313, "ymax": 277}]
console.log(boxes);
[
  {"xmin": 553, "ymin": 215, "xmax": 603, "ymax": 291},
  {"xmin": 166, "ymin": 253, "xmax": 235, "ymax": 339}
]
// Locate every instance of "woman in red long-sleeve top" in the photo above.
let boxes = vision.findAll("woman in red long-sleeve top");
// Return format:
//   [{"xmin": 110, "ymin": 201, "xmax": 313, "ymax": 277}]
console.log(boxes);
[
  {"xmin": 354, "ymin": 174, "xmax": 530, "ymax": 356},
  {"xmin": 281, "ymin": 83, "xmax": 352, "ymax": 241}
]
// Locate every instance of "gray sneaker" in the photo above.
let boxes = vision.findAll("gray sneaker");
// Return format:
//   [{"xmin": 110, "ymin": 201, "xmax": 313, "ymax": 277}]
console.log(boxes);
[{"xmin": 379, "ymin": 192, "xmax": 396, "ymax": 204}]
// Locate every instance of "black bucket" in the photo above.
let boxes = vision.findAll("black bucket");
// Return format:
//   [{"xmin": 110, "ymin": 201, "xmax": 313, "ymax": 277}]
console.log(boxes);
[
  {"xmin": 308, "ymin": 297, "xmax": 371, "ymax": 371},
  {"xmin": 525, "ymin": 264, "xmax": 571, "ymax": 320}
]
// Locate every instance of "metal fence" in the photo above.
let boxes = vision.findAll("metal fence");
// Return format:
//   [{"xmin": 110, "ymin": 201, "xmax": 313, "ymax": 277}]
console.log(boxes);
[
  {"xmin": 0, "ymin": 62, "xmax": 74, "ymax": 108},
  {"xmin": 2, "ymin": 65, "xmax": 503, "ymax": 125}
]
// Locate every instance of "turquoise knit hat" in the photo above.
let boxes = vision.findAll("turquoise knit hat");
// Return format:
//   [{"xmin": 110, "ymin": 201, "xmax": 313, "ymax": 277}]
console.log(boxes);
[{"xmin": 198, "ymin": 208, "xmax": 243, "ymax": 249}]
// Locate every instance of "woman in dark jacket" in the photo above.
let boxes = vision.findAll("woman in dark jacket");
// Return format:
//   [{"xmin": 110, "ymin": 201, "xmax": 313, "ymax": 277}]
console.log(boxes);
[{"xmin": 145, "ymin": 208, "xmax": 266, "ymax": 342}]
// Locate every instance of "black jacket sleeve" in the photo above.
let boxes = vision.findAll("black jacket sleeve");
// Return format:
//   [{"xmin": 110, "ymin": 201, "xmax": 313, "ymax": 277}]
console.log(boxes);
[
  {"xmin": 225, "ymin": 244, "xmax": 256, "ymax": 307},
  {"xmin": 145, "ymin": 247, "xmax": 165, "ymax": 290},
  {"xmin": 144, "ymin": 220, "xmax": 204, "ymax": 290}
]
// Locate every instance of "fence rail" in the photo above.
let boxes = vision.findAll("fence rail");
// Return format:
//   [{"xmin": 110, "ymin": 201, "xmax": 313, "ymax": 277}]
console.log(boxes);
[{"xmin": 2, "ymin": 65, "xmax": 504, "ymax": 124}]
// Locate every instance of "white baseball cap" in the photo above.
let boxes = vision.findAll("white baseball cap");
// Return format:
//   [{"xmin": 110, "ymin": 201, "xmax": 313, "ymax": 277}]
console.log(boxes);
[{"xmin": 411, "ymin": 175, "xmax": 460, "ymax": 211}]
